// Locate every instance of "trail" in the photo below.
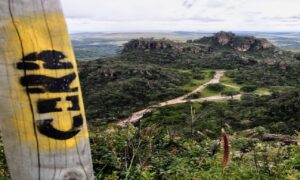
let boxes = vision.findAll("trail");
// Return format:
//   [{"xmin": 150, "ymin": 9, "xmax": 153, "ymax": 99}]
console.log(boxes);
[
  {"xmin": 117, "ymin": 70, "xmax": 241, "ymax": 127},
  {"xmin": 223, "ymin": 83, "xmax": 240, "ymax": 89}
]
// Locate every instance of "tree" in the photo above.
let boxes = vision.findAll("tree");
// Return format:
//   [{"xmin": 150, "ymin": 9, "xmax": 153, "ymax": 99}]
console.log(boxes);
[
  {"xmin": 221, "ymin": 90, "xmax": 240, "ymax": 98},
  {"xmin": 241, "ymin": 85, "xmax": 257, "ymax": 92},
  {"xmin": 207, "ymin": 83, "xmax": 225, "ymax": 91}
]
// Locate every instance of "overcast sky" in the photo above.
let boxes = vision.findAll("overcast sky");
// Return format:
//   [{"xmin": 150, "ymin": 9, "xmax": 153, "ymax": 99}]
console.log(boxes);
[{"xmin": 61, "ymin": 0, "xmax": 300, "ymax": 33}]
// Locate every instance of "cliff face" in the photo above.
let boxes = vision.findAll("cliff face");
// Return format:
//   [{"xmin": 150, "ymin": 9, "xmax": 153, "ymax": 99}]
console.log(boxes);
[
  {"xmin": 122, "ymin": 38, "xmax": 211, "ymax": 54},
  {"xmin": 215, "ymin": 31, "xmax": 235, "ymax": 45},
  {"xmin": 194, "ymin": 31, "xmax": 275, "ymax": 52},
  {"xmin": 123, "ymin": 38, "xmax": 174, "ymax": 51}
]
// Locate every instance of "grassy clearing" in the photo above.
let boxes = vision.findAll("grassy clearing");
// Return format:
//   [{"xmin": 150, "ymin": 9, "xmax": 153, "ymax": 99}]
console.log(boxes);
[
  {"xmin": 220, "ymin": 72, "xmax": 242, "ymax": 88},
  {"xmin": 255, "ymin": 86, "xmax": 300, "ymax": 96},
  {"xmin": 199, "ymin": 86, "xmax": 239, "ymax": 98},
  {"xmin": 255, "ymin": 88, "xmax": 271, "ymax": 95},
  {"xmin": 199, "ymin": 87, "xmax": 220, "ymax": 97},
  {"xmin": 179, "ymin": 69, "xmax": 215, "ymax": 92}
]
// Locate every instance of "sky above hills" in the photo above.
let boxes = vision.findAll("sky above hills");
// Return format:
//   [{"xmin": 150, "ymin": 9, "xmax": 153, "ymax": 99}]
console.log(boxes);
[{"xmin": 61, "ymin": 0, "xmax": 300, "ymax": 33}]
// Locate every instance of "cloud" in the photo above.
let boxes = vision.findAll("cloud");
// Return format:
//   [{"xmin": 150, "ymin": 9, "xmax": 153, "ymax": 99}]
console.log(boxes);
[
  {"xmin": 182, "ymin": 0, "xmax": 197, "ymax": 9},
  {"xmin": 271, "ymin": 16, "xmax": 300, "ymax": 23},
  {"xmin": 184, "ymin": 16, "xmax": 224, "ymax": 22},
  {"xmin": 204, "ymin": 0, "xmax": 227, "ymax": 8},
  {"xmin": 61, "ymin": 0, "xmax": 300, "ymax": 32},
  {"xmin": 254, "ymin": 15, "xmax": 300, "ymax": 25}
]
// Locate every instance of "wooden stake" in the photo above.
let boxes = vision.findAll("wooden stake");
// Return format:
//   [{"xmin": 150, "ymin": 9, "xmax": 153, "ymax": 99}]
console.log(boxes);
[{"xmin": 0, "ymin": 0, "xmax": 93, "ymax": 179}]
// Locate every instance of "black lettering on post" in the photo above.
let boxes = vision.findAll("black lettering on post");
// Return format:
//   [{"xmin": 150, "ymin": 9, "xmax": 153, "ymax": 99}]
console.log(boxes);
[
  {"xmin": 66, "ymin": 95, "xmax": 80, "ymax": 111},
  {"xmin": 17, "ymin": 50, "xmax": 84, "ymax": 140},
  {"xmin": 22, "ymin": 52, "xmax": 39, "ymax": 61},
  {"xmin": 37, "ymin": 98, "xmax": 62, "ymax": 114},
  {"xmin": 36, "ymin": 114, "xmax": 83, "ymax": 140},
  {"xmin": 17, "ymin": 52, "xmax": 39, "ymax": 70},
  {"xmin": 20, "ymin": 73, "xmax": 78, "ymax": 94},
  {"xmin": 17, "ymin": 50, "xmax": 73, "ymax": 70},
  {"xmin": 38, "ymin": 50, "xmax": 73, "ymax": 69},
  {"xmin": 16, "ymin": 62, "xmax": 40, "ymax": 70}
]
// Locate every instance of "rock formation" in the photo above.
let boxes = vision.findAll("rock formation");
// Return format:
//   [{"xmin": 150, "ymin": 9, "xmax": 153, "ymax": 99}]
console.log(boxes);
[
  {"xmin": 122, "ymin": 32, "xmax": 275, "ymax": 54},
  {"xmin": 122, "ymin": 38, "xmax": 210, "ymax": 54},
  {"xmin": 193, "ymin": 31, "xmax": 275, "ymax": 52}
]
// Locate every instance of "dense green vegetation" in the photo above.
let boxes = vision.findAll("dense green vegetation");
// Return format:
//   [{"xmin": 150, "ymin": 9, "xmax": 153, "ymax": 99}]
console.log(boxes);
[
  {"xmin": 88, "ymin": 90, "xmax": 300, "ymax": 179},
  {"xmin": 240, "ymin": 85, "xmax": 257, "ymax": 92},
  {"xmin": 79, "ymin": 60, "xmax": 214, "ymax": 124},
  {"xmin": 228, "ymin": 62, "xmax": 300, "ymax": 87},
  {"xmin": 89, "ymin": 120, "xmax": 300, "ymax": 179},
  {"xmin": 142, "ymin": 91, "xmax": 300, "ymax": 136}
]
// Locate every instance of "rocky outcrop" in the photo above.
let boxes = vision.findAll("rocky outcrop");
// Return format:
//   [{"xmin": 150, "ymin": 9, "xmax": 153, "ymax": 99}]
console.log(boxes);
[
  {"xmin": 215, "ymin": 31, "xmax": 235, "ymax": 46},
  {"xmin": 122, "ymin": 38, "xmax": 210, "ymax": 54},
  {"xmin": 193, "ymin": 31, "xmax": 275, "ymax": 52},
  {"xmin": 231, "ymin": 36, "xmax": 256, "ymax": 52},
  {"xmin": 123, "ymin": 38, "xmax": 174, "ymax": 51}
]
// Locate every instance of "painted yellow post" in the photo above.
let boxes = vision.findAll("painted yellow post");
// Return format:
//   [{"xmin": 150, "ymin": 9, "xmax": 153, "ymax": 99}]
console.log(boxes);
[{"xmin": 0, "ymin": 0, "xmax": 93, "ymax": 179}]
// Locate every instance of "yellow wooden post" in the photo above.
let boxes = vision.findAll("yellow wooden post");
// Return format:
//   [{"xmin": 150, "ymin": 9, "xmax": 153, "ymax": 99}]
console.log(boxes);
[{"xmin": 0, "ymin": 0, "xmax": 93, "ymax": 179}]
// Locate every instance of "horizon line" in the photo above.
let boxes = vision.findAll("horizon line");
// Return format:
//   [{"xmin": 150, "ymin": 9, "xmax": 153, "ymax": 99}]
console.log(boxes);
[{"xmin": 69, "ymin": 30, "xmax": 300, "ymax": 35}]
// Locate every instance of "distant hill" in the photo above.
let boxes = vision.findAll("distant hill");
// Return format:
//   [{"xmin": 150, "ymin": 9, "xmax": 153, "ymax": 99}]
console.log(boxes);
[
  {"xmin": 123, "ymin": 31, "xmax": 275, "ymax": 53},
  {"xmin": 72, "ymin": 31, "xmax": 300, "ymax": 60}
]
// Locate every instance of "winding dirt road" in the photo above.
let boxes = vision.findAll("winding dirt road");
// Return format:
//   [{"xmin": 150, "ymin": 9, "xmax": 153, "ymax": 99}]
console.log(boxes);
[{"xmin": 117, "ymin": 70, "xmax": 241, "ymax": 127}]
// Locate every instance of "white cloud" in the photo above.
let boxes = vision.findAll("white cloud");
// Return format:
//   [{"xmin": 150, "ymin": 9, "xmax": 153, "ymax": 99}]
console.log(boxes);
[{"xmin": 61, "ymin": 0, "xmax": 300, "ymax": 33}]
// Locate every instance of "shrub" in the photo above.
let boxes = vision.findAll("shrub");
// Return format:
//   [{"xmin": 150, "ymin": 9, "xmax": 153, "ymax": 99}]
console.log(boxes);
[
  {"xmin": 241, "ymin": 85, "xmax": 257, "ymax": 92},
  {"xmin": 207, "ymin": 83, "xmax": 225, "ymax": 91},
  {"xmin": 254, "ymin": 126, "xmax": 269, "ymax": 137},
  {"xmin": 231, "ymin": 137, "xmax": 258, "ymax": 153},
  {"xmin": 186, "ymin": 93, "xmax": 201, "ymax": 99},
  {"xmin": 221, "ymin": 90, "xmax": 240, "ymax": 97}
]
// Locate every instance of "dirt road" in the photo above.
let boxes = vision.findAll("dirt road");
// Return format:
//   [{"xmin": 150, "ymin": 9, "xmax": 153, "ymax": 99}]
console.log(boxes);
[{"xmin": 117, "ymin": 70, "xmax": 241, "ymax": 126}]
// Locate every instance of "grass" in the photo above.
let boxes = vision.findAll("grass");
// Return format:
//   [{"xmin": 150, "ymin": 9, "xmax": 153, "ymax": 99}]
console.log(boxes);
[
  {"xmin": 179, "ymin": 69, "xmax": 215, "ymax": 91},
  {"xmin": 255, "ymin": 88, "xmax": 271, "ymax": 95},
  {"xmin": 199, "ymin": 87, "xmax": 221, "ymax": 97},
  {"xmin": 199, "ymin": 86, "xmax": 239, "ymax": 98},
  {"xmin": 255, "ymin": 86, "xmax": 300, "ymax": 96},
  {"xmin": 220, "ymin": 72, "xmax": 242, "ymax": 88}
]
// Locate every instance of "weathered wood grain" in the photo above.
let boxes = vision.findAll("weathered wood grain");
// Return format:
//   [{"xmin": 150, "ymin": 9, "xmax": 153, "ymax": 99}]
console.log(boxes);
[{"xmin": 0, "ymin": 0, "xmax": 93, "ymax": 179}]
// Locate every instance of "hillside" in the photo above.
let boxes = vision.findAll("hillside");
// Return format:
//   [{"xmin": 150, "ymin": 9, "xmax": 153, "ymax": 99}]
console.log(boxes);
[
  {"xmin": 67, "ymin": 31, "xmax": 300, "ymax": 179},
  {"xmin": 79, "ymin": 32, "xmax": 300, "ymax": 123}
]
